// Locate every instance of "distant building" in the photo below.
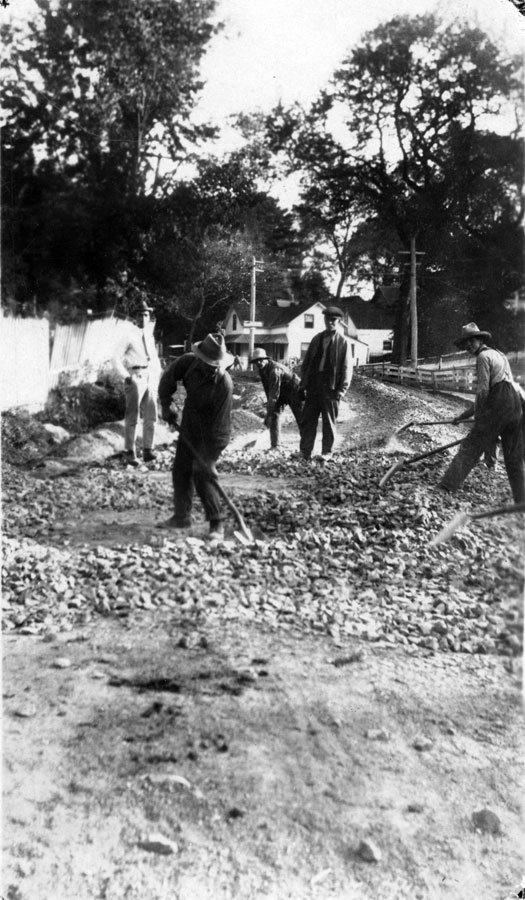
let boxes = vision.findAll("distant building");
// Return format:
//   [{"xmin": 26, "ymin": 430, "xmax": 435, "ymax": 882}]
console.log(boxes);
[
  {"xmin": 339, "ymin": 289, "xmax": 397, "ymax": 361},
  {"xmin": 223, "ymin": 299, "xmax": 369, "ymax": 366}
]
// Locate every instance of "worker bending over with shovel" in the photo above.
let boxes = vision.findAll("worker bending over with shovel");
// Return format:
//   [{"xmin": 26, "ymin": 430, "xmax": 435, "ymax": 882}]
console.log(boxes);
[
  {"xmin": 158, "ymin": 333, "xmax": 233, "ymax": 539},
  {"xmin": 250, "ymin": 348, "xmax": 304, "ymax": 449},
  {"xmin": 439, "ymin": 323, "xmax": 525, "ymax": 503}
]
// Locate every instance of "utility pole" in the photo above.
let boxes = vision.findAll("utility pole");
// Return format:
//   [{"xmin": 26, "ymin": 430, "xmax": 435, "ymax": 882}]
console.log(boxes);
[
  {"xmin": 245, "ymin": 255, "xmax": 264, "ymax": 359},
  {"xmin": 409, "ymin": 236, "xmax": 418, "ymax": 366},
  {"xmin": 399, "ymin": 240, "xmax": 425, "ymax": 367}
]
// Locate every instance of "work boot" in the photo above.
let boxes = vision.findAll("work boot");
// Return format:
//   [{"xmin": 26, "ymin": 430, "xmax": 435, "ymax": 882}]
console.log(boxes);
[
  {"xmin": 124, "ymin": 450, "xmax": 139, "ymax": 467},
  {"xmin": 156, "ymin": 515, "xmax": 192, "ymax": 529},
  {"xmin": 143, "ymin": 449, "xmax": 156, "ymax": 463},
  {"xmin": 290, "ymin": 451, "xmax": 310, "ymax": 462},
  {"xmin": 209, "ymin": 520, "xmax": 225, "ymax": 540}
]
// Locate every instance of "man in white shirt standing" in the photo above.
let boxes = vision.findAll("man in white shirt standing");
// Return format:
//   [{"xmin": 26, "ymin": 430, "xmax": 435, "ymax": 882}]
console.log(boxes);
[{"xmin": 113, "ymin": 300, "xmax": 162, "ymax": 466}]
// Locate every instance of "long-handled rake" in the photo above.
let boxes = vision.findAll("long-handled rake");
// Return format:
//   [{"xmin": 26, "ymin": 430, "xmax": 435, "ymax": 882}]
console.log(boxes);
[
  {"xmin": 431, "ymin": 503, "xmax": 525, "ymax": 545},
  {"xmin": 379, "ymin": 438, "xmax": 463, "ymax": 488},
  {"xmin": 393, "ymin": 418, "xmax": 458, "ymax": 438}
]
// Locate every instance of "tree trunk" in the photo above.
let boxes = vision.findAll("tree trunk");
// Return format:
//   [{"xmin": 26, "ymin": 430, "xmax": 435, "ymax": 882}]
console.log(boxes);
[
  {"xmin": 392, "ymin": 280, "xmax": 410, "ymax": 364},
  {"xmin": 187, "ymin": 287, "xmax": 206, "ymax": 345}
]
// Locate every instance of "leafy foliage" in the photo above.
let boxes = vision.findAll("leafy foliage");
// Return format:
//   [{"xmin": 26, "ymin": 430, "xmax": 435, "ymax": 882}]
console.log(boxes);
[
  {"xmin": 1, "ymin": 0, "xmax": 219, "ymax": 313},
  {"xmin": 260, "ymin": 14, "xmax": 524, "ymax": 357}
]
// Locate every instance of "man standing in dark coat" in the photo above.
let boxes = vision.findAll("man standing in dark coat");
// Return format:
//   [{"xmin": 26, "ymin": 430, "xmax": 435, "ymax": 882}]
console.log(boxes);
[
  {"xmin": 158, "ymin": 333, "xmax": 234, "ymax": 538},
  {"xmin": 298, "ymin": 306, "xmax": 351, "ymax": 461},
  {"xmin": 249, "ymin": 348, "xmax": 304, "ymax": 449},
  {"xmin": 439, "ymin": 323, "xmax": 525, "ymax": 502}
]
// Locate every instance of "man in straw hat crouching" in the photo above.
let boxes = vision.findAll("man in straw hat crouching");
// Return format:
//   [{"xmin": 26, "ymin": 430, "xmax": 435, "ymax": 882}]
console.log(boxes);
[
  {"xmin": 249, "ymin": 348, "xmax": 304, "ymax": 449},
  {"xmin": 157, "ymin": 333, "xmax": 234, "ymax": 539},
  {"xmin": 438, "ymin": 323, "xmax": 525, "ymax": 502}
]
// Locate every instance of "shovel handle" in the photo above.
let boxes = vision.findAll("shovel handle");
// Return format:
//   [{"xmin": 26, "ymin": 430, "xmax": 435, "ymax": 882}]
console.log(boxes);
[
  {"xmin": 403, "ymin": 438, "xmax": 463, "ymax": 465},
  {"xmin": 471, "ymin": 502, "xmax": 525, "ymax": 521},
  {"xmin": 173, "ymin": 425, "xmax": 253, "ymax": 542}
]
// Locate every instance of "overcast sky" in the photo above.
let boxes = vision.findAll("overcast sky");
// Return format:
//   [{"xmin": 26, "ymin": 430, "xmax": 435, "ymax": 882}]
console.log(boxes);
[
  {"xmin": 196, "ymin": 0, "xmax": 524, "ymax": 126},
  {"xmin": 8, "ymin": 0, "xmax": 524, "ymax": 128}
]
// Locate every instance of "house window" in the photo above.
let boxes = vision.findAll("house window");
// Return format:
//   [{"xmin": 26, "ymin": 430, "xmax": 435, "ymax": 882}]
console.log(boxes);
[
  {"xmin": 383, "ymin": 339, "xmax": 393, "ymax": 351},
  {"xmin": 300, "ymin": 342, "xmax": 310, "ymax": 359},
  {"xmin": 304, "ymin": 314, "xmax": 314, "ymax": 329},
  {"xmin": 351, "ymin": 344, "xmax": 355, "ymax": 358},
  {"xmin": 232, "ymin": 313, "xmax": 237, "ymax": 331}
]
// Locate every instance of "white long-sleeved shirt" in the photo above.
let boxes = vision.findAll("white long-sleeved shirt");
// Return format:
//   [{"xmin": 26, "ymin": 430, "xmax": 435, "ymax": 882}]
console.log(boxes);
[{"xmin": 113, "ymin": 323, "xmax": 162, "ymax": 382}]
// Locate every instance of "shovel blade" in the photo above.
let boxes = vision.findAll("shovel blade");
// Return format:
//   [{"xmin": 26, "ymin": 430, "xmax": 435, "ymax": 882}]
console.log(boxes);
[{"xmin": 233, "ymin": 528, "xmax": 255, "ymax": 546}]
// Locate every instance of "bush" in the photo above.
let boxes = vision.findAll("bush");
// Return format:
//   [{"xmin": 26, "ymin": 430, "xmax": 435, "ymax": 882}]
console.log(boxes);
[
  {"xmin": 1, "ymin": 408, "xmax": 55, "ymax": 466},
  {"xmin": 38, "ymin": 362, "xmax": 126, "ymax": 433}
]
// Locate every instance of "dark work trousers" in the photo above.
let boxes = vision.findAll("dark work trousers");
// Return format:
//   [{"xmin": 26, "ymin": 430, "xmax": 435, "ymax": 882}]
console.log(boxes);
[
  {"xmin": 172, "ymin": 434, "xmax": 224, "ymax": 524},
  {"xmin": 300, "ymin": 386, "xmax": 339, "ymax": 458},
  {"xmin": 440, "ymin": 382, "xmax": 525, "ymax": 503},
  {"xmin": 268, "ymin": 392, "xmax": 305, "ymax": 448}
]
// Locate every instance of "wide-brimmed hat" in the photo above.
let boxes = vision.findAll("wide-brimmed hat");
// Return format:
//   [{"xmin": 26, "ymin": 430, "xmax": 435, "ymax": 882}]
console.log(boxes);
[
  {"xmin": 136, "ymin": 299, "xmax": 153, "ymax": 314},
  {"xmin": 250, "ymin": 348, "xmax": 269, "ymax": 363},
  {"xmin": 192, "ymin": 333, "xmax": 234, "ymax": 369},
  {"xmin": 323, "ymin": 306, "xmax": 344, "ymax": 319},
  {"xmin": 454, "ymin": 323, "xmax": 492, "ymax": 348}
]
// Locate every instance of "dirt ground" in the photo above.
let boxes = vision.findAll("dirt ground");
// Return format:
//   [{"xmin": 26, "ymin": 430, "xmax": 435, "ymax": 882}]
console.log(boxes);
[{"xmin": 2, "ymin": 375, "xmax": 525, "ymax": 900}]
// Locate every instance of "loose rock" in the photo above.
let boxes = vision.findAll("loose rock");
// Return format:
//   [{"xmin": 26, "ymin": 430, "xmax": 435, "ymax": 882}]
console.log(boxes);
[
  {"xmin": 471, "ymin": 809, "xmax": 502, "ymax": 835},
  {"xmin": 357, "ymin": 839, "xmax": 382, "ymax": 862},
  {"xmin": 138, "ymin": 833, "xmax": 178, "ymax": 855}
]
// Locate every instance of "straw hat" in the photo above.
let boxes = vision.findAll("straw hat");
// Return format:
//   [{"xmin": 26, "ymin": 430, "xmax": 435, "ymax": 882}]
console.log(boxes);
[
  {"xmin": 250, "ymin": 348, "xmax": 269, "ymax": 363},
  {"xmin": 454, "ymin": 323, "xmax": 492, "ymax": 348},
  {"xmin": 192, "ymin": 333, "xmax": 234, "ymax": 369}
]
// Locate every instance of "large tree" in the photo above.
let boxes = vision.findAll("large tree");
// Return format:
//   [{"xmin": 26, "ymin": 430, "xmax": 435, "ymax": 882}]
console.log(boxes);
[
  {"xmin": 261, "ymin": 14, "xmax": 524, "ymax": 358},
  {"xmin": 1, "ymin": 0, "xmax": 219, "ymax": 313}
]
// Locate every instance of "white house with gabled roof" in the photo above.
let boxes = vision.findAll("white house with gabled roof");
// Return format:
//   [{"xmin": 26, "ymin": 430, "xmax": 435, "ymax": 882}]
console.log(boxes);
[{"xmin": 223, "ymin": 298, "xmax": 369, "ymax": 367}]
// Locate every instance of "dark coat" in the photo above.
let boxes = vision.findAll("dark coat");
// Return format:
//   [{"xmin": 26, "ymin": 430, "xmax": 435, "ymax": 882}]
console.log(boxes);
[
  {"xmin": 299, "ymin": 331, "xmax": 351, "ymax": 395},
  {"xmin": 259, "ymin": 360, "xmax": 302, "ymax": 414},
  {"xmin": 158, "ymin": 353, "xmax": 233, "ymax": 454}
]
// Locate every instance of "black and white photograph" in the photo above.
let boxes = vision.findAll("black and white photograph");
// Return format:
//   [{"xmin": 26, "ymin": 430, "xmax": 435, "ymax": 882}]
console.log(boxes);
[{"xmin": 2, "ymin": 0, "xmax": 525, "ymax": 897}]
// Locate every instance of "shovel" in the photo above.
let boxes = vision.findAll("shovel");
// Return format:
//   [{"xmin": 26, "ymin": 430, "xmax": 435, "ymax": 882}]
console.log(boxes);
[
  {"xmin": 431, "ymin": 502, "xmax": 525, "ymax": 545},
  {"xmin": 171, "ymin": 425, "xmax": 257, "ymax": 545},
  {"xmin": 379, "ymin": 438, "xmax": 463, "ymax": 488},
  {"xmin": 242, "ymin": 430, "xmax": 267, "ymax": 451}
]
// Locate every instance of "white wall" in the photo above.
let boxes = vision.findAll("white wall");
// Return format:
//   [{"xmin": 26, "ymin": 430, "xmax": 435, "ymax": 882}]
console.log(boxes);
[
  {"xmin": 357, "ymin": 329, "xmax": 393, "ymax": 358},
  {"xmin": 0, "ymin": 317, "xmax": 50, "ymax": 412},
  {"xmin": 282, "ymin": 303, "xmax": 330, "ymax": 358}
]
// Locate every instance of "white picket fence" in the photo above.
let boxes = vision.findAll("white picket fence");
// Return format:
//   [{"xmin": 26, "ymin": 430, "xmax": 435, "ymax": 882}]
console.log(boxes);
[
  {"xmin": 359, "ymin": 352, "xmax": 524, "ymax": 393},
  {"xmin": 1, "ymin": 315, "xmax": 135, "ymax": 412}
]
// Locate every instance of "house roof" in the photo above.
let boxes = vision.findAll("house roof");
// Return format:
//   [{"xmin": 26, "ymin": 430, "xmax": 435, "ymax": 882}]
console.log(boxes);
[
  {"xmin": 340, "ymin": 295, "xmax": 396, "ymax": 329},
  {"xmin": 370, "ymin": 285, "xmax": 400, "ymax": 309},
  {"xmin": 229, "ymin": 299, "xmax": 326, "ymax": 329}
]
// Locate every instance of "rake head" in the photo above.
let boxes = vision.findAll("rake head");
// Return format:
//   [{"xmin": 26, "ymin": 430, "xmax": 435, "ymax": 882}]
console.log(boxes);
[
  {"xmin": 430, "ymin": 511, "xmax": 470, "ymax": 546},
  {"xmin": 378, "ymin": 459, "xmax": 404, "ymax": 488}
]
